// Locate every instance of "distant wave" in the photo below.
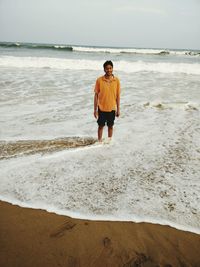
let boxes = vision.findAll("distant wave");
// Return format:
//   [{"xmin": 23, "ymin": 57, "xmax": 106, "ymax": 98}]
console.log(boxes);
[
  {"xmin": 73, "ymin": 46, "xmax": 171, "ymax": 55},
  {"xmin": 0, "ymin": 42, "xmax": 199, "ymax": 56},
  {"xmin": 0, "ymin": 56, "xmax": 200, "ymax": 75},
  {"xmin": 0, "ymin": 42, "xmax": 73, "ymax": 51}
]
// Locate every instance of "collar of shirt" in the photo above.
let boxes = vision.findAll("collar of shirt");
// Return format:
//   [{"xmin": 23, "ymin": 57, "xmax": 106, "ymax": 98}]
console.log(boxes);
[{"xmin": 102, "ymin": 75, "xmax": 116, "ymax": 82}]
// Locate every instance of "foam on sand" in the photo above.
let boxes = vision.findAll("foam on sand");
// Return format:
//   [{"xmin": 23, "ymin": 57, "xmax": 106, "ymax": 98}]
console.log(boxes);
[
  {"xmin": 142, "ymin": 101, "xmax": 199, "ymax": 110},
  {"xmin": 0, "ymin": 106, "xmax": 200, "ymax": 235}
]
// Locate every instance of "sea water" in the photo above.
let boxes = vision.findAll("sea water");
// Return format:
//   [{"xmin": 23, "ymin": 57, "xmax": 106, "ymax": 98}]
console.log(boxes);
[{"xmin": 0, "ymin": 42, "xmax": 200, "ymax": 234}]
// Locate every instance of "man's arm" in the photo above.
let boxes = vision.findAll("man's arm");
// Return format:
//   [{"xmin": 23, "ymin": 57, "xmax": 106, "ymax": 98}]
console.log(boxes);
[
  {"xmin": 116, "ymin": 79, "xmax": 120, "ymax": 117},
  {"xmin": 116, "ymin": 95, "xmax": 120, "ymax": 117},
  {"xmin": 94, "ymin": 93, "xmax": 98, "ymax": 118}
]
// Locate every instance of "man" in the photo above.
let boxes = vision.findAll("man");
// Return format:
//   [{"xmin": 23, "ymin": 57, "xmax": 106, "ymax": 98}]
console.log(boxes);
[{"xmin": 94, "ymin": 60, "xmax": 120, "ymax": 142}]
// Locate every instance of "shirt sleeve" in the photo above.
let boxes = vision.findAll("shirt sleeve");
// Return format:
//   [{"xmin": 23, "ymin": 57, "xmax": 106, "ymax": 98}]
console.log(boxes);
[{"xmin": 94, "ymin": 78, "xmax": 100, "ymax": 93}]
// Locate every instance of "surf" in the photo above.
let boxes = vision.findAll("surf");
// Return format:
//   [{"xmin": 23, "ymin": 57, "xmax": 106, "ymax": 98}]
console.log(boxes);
[{"xmin": 1, "ymin": 55, "xmax": 200, "ymax": 75}]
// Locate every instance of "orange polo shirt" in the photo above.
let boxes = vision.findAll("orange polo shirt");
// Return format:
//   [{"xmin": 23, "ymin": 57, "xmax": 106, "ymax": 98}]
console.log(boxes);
[{"xmin": 94, "ymin": 75, "xmax": 120, "ymax": 112}]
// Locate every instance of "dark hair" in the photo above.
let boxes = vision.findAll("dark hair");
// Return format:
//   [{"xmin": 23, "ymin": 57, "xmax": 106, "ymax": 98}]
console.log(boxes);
[{"xmin": 103, "ymin": 60, "xmax": 113, "ymax": 69}]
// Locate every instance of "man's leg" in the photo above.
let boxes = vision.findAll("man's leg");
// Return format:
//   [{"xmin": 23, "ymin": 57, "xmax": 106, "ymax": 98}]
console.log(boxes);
[
  {"xmin": 98, "ymin": 126, "xmax": 104, "ymax": 141},
  {"xmin": 108, "ymin": 126, "xmax": 113, "ymax": 138},
  {"xmin": 97, "ymin": 109, "xmax": 106, "ymax": 142},
  {"xmin": 107, "ymin": 111, "xmax": 115, "ymax": 139}
]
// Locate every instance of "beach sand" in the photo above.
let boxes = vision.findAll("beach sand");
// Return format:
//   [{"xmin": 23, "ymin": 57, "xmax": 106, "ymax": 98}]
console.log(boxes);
[{"xmin": 0, "ymin": 200, "xmax": 200, "ymax": 267}]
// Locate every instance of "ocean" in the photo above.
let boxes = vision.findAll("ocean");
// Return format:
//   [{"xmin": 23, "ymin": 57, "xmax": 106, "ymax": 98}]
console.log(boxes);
[{"xmin": 0, "ymin": 42, "xmax": 200, "ymax": 234}]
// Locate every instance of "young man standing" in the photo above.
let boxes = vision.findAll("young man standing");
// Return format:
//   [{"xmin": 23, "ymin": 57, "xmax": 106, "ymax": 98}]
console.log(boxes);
[{"xmin": 94, "ymin": 60, "xmax": 120, "ymax": 142}]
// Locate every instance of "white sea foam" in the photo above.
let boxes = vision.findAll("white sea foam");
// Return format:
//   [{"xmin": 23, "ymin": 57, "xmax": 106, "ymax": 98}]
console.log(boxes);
[
  {"xmin": 54, "ymin": 45, "xmax": 66, "ymax": 49},
  {"xmin": 0, "ymin": 106, "xmax": 200, "ymax": 234},
  {"xmin": 73, "ymin": 46, "xmax": 169, "ymax": 54},
  {"xmin": 0, "ymin": 56, "xmax": 200, "ymax": 75},
  {"xmin": 142, "ymin": 101, "xmax": 200, "ymax": 110}
]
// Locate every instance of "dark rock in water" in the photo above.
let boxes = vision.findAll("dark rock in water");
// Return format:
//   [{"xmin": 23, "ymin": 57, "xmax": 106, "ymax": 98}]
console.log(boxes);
[
  {"xmin": 158, "ymin": 51, "xmax": 170, "ymax": 55},
  {"xmin": 0, "ymin": 137, "xmax": 97, "ymax": 159}
]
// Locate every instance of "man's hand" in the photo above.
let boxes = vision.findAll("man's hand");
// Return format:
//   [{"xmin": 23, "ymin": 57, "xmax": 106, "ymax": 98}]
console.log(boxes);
[
  {"xmin": 94, "ymin": 110, "xmax": 98, "ymax": 119},
  {"xmin": 116, "ymin": 110, "xmax": 120, "ymax": 117}
]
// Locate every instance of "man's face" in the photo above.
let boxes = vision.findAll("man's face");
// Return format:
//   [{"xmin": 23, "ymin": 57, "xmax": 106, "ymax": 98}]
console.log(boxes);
[{"xmin": 104, "ymin": 65, "xmax": 113, "ymax": 76}]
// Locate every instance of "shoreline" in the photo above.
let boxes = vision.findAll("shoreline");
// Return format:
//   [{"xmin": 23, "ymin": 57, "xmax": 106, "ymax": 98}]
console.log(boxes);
[
  {"xmin": 1, "ymin": 195, "xmax": 200, "ymax": 235},
  {"xmin": 1, "ymin": 200, "xmax": 200, "ymax": 267}
]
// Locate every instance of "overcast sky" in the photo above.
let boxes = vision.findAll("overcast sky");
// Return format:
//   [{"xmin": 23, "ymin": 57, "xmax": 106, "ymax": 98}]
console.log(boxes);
[{"xmin": 0, "ymin": 0, "xmax": 200, "ymax": 49}]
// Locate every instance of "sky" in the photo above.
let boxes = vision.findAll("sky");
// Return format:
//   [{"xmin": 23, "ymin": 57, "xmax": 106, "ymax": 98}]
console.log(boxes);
[{"xmin": 0, "ymin": 0, "xmax": 200, "ymax": 49}]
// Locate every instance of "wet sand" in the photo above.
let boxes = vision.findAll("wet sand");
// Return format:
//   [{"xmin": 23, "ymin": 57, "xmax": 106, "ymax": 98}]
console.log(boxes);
[
  {"xmin": 0, "ymin": 137, "xmax": 96, "ymax": 160},
  {"xmin": 0, "ymin": 201, "xmax": 200, "ymax": 267}
]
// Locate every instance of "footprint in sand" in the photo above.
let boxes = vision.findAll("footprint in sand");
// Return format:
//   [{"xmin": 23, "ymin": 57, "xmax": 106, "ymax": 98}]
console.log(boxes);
[{"xmin": 50, "ymin": 220, "xmax": 76, "ymax": 238}]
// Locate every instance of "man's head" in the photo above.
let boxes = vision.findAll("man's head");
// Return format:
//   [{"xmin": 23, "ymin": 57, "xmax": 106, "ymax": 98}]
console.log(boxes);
[{"xmin": 103, "ymin": 60, "xmax": 113, "ymax": 77}]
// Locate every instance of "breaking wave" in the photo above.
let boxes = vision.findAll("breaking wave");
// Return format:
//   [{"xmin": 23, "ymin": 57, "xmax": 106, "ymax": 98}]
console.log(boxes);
[
  {"xmin": 0, "ymin": 42, "xmax": 73, "ymax": 51},
  {"xmin": 0, "ymin": 56, "xmax": 200, "ymax": 75},
  {"xmin": 0, "ymin": 42, "xmax": 199, "ymax": 56}
]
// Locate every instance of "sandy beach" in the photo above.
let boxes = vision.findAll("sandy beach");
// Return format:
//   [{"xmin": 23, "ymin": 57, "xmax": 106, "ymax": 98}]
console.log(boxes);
[{"xmin": 0, "ymin": 200, "xmax": 200, "ymax": 267}]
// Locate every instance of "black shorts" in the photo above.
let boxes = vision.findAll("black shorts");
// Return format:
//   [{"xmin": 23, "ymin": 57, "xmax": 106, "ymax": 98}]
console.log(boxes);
[{"xmin": 97, "ymin": 108, "xmax": 115, "ymax": 127}]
